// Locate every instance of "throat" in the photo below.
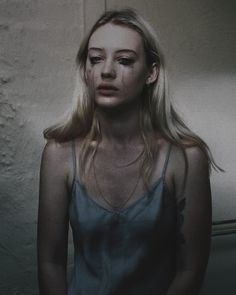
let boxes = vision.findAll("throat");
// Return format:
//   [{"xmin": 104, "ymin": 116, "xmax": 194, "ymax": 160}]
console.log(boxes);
[{"xmin": 96, "ymin": 101, "xmax": 142, "ymax": 145}]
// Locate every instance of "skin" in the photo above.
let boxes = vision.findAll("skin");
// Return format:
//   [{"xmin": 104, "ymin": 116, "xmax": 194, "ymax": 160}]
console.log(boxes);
[
  {"xmin": 85, "ymin": 23, "xmax": 156, "ymax": 109},
  {"xmin": 83, "ymin": 23, "xmax": 160, "ymax": 204},
  {"xmin": 85, "ymin": 23, "xmax": 158, "ymax": 147},
  {"xmin": 38, "ymin": 23, "xmax": 211, "ymax": 295}
]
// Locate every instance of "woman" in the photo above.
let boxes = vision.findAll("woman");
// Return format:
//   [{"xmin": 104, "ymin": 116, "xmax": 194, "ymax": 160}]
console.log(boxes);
[{"xmin": 37, "ymin": 8, "xmax": 218, "ymax": 295}]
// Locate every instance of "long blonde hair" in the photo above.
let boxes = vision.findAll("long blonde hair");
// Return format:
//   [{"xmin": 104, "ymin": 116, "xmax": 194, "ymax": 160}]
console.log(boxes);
[{"xmin": 44, "ymin": 8, "xmax": 221, "ymax": 186}]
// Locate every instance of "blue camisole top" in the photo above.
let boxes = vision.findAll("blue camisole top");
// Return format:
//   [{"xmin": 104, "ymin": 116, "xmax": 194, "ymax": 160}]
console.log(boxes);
[{"xmin": 68, "ymin": 141, "xmax": 177, "ymax": 295}]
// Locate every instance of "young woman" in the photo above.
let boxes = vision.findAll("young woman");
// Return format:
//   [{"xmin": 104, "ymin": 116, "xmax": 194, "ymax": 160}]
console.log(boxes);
[{"xmin": 37, "ymin": 8, "xmax": 218, "ymax": 295}]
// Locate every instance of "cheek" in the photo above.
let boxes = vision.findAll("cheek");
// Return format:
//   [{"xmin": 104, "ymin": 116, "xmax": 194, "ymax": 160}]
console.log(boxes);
[
  {"xmin": 86, "ymin": 67, "xmax": 96, "ymax": 86},
  {"xmin": 122, "ymin": 67, "xmax": 146, "ymax": 93},
  {"xmin": 85, "ymin": 68, "xmax": 96, "ymax": 98}
]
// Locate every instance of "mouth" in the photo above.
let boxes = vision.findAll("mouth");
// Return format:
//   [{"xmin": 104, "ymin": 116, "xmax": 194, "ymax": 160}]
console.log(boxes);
[
  {"xmin": 97, "ymin": 84, "xmax": 118, "ymax": 95},
  {"xmin": 97, "ymin": 85, "xmax": 118, "ymax": 90}
]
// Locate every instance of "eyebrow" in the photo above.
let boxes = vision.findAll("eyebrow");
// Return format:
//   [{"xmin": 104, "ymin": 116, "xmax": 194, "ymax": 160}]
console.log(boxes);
[{"xmin": 88, "ymin": 47, "xmax": 137, "ymax": 56}]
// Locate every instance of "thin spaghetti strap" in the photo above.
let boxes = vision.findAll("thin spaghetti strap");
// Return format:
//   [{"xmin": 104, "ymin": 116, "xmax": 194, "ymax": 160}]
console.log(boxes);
[
  {"xmin": 161, "ymin": 144, "xmax": 172, "ymax": 179},
  {"xmin": 71, "ymin": 140, "xmax": 78, "ymax": 183}
]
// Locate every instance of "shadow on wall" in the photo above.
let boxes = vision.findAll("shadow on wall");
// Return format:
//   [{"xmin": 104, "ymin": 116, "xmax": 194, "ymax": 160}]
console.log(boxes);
[
  {"xmin": 201, "ymin": 233, "xmax": 236, "ymax": 295},
  {"xmin": 151, "ymin": 0, "xmax": 236, "ymax": 76}
]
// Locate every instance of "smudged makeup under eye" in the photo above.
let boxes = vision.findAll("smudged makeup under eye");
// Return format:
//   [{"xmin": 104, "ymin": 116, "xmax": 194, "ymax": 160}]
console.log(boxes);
[
  {"xmin": 89, "ymin": 56, "xmax": 103, "ymax": 65},
  {"xmin": 117, "ymin": 57, "xmax": 135, "ymax": 66},
  {"xmin": 88, "ymin": 55, "xmax": 136, "ymax": 67}
]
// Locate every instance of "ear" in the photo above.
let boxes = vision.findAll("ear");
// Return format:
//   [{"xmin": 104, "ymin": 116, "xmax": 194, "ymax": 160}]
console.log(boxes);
[{"xmin": 146, "ymin": 63, "xmax": 158, "ymax": 85}]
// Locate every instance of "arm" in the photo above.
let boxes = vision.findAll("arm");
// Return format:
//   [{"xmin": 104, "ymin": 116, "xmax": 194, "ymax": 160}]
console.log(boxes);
[
  {"xmin": 37, "ymin": 141, "xmax": 70, "ymax": 295},
  {"xmin": 167, "ymin": 146, "xmax": 212, "ymax": 295}
]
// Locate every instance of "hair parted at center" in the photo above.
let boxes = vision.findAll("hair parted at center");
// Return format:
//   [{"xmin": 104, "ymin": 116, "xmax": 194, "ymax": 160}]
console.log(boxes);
[{"xmin": 44, "ymin": 7, "xmax": 221, "ymax": 187}]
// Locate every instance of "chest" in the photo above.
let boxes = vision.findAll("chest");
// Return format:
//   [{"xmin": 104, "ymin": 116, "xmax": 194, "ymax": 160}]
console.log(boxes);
[
  {"xmin": 70, "ymin": 178, "xmax": 177, "ymax": 249},
  {"xmin": 83, "ymin": 148, "xmax": 170, "ymax": 210}
]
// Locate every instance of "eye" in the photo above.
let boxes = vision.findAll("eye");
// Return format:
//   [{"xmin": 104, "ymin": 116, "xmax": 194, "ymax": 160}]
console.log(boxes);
[
  {"xmin": 89, "ymin": 56, "xmax": 103, "ymax": 65},
  {"xmin": 117, "ymin": 57, "xmax": 135, "ymax": 66}
]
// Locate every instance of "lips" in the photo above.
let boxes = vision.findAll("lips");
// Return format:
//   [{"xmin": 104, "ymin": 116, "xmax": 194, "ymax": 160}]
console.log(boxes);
[{"xmin": 97, "ymin": 84, "xmax": 118, "ymax": 91}]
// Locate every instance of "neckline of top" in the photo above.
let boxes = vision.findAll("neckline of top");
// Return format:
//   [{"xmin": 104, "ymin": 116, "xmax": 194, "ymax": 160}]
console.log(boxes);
[{"xmin": 71, "ymin": 175, "xmax": 172, "ymax": 215}]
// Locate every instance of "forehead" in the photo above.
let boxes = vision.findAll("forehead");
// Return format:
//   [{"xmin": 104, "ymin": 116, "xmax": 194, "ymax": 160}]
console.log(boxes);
[{"xmin": 88, "ymin": 23, "xmax": 144, "ymax": 53}]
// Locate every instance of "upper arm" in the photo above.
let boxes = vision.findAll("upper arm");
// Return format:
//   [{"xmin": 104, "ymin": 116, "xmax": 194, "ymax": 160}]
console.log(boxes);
[
  {"xmin": 37, "ymin": 141, "xmax": 71, "ymax": 266},
  {"xmin": 173, "ymin": 146, "xmax": 212, "ymax": 277}
]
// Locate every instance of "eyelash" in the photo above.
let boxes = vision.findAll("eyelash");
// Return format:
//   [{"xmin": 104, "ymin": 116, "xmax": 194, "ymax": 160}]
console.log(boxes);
[
  {"xmin": 89, "ymin": 56, "xmax": 102, "ymax": 65},
  {"xmin": 89, "ymin": 56, "xmax": 135, "ymax": 66},
  {"xmin": 118, "ymin": 58, "xmax": 135, "ymax": 66}
]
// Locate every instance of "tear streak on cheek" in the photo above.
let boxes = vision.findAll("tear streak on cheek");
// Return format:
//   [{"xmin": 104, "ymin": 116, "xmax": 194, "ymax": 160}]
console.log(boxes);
[
  {"xmin": 121, "ymin": 68, "xmax": 128, "ymax": 93},
  {"xmin": 86, "ymin": 69, "xmax": 96, "ymax": 93}
]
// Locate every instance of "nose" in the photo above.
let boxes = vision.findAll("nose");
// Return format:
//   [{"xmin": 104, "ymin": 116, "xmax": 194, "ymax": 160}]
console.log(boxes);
[{"xmin": 101, "ymin": 59, "xmax": 116, "ymax": 79}]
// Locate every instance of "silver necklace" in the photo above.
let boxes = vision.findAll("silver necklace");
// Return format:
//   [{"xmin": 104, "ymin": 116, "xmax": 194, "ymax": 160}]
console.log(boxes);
[
  {"xmin": 114, "ymin": 148, "xmax": 144, "ymax": 168},
  {"xmin": 92, "ymin": 153, "xmax": 141, "ymax": 210}
]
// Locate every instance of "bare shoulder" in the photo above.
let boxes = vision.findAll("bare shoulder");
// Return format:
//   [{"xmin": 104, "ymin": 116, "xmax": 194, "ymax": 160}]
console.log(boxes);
[
  {"xmin": 154, "ymin": 135, "xmax": 208, "ymax": 173},
  {"xmin": 185, "ymin": 145, "xmax": 208, "ymax": 162},
  {"xmin": 42, "ymin": 140, "xmax": 72, "ymax": 163},
  {"xmin": 170, "ymin": 144, "xmax": 210, "ymax": 199},
  {"xmin": 170, "ymin": 144, "xmax": 209, "ymax": 172},
  {"xmin": 40, "ymin": 140, "xmax": 75, "ymax": 182}
]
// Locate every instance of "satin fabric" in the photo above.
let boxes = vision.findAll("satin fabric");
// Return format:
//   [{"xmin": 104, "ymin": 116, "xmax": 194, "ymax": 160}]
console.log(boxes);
[{"xmin": 68, "ymin": 175, "xmax": 177, "ymax": 295}]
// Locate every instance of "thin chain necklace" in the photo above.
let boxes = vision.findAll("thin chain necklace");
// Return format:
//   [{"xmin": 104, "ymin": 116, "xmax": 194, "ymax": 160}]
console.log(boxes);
[
  {"xmin": 114, "ymin": 148, "xmax": 144, "ymax": 168},
  {"xmin": 92, "ymin": 152, "xmax": 141, "ymax": 211}
]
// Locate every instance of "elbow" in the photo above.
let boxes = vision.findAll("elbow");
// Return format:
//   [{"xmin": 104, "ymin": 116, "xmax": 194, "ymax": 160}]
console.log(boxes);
[{"xmin": 167, "ymin": 268, "xmax": 207, "ymax": 295}]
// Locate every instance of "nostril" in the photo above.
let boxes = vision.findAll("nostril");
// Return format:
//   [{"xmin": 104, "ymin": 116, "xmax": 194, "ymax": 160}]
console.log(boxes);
[
  {"xmin": 101, "ymin": 72, "xmax": 116, "ymax": 79},
  {"xmin": 101, "ymin": 68, "xmax": 116, "ymax": 78}
]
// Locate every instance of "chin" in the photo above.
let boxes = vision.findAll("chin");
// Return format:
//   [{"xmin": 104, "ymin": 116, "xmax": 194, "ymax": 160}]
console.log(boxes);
[{"xmin": 95, "ymin": 96, "xmax": 122, "ymax": 108}]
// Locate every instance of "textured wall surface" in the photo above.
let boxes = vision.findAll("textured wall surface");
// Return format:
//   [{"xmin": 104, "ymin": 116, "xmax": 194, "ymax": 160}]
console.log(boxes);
[
  {"xmin": 0, "ymin": 0, "xmax": 84, "ymax": 294},
  {"xmin": 0, "ymin": 0, "xmax": 235, "ymax": 294}
]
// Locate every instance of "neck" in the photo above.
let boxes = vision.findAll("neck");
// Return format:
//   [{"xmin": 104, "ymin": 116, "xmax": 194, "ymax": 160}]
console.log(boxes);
[{"xmin": 96, "ymin": 101, "xmax": 143, "ymax": 148}]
